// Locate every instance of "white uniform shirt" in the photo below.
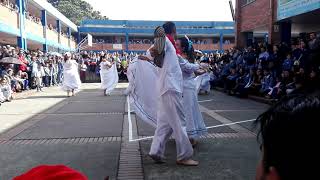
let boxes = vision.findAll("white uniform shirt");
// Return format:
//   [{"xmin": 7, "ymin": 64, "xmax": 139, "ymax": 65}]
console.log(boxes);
[{"xmin": 157, "ymin": 37, "xmax": 183, "ymax": 96}]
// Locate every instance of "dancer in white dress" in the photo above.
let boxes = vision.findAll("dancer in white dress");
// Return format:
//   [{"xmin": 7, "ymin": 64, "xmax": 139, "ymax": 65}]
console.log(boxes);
[
  {"xmin": 62, "ymin": 52, "xmax": 81, "ymax": 97},
  {"xmin": 176, "ymin": 36, "xmax": 208, "ymax": 146},
  {"xmin": 100, "ymin": 55, "xmax": 119, "ymax": 96}
]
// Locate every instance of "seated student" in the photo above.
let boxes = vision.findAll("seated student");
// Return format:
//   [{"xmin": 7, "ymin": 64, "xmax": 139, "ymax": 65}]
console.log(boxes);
[
  {"xmin": 285, "ymin": 74, "xmax": 303, "ymax": 94},
  {"xmin": 6, "ymin": 69, "xmax": 21, "ymax": 92},
  {"xmin": 282, "ymin": 52, "xmax": 294, "ymax": 71},
  {"xmin": 255, "ymin": 94, "xmax": 320, "ymax": 180},
  {"xmin": 267, "ymin": 76, "xmax": 283, "ymax": 99},
  {"xmin": 249, "ymin": 68, "xmax": 263, "ymax": 95},
  {"xmin": 15, "ymin": 70, "xmax": 29, "ymax": 90},
  {"xmin": 234, "ymin": 68, "xmax": 251, "ymax": 97},
  {"xmin": 224, "ymin": 67, "xmax": 239, "ymax": 94},
  {"xmin": 279, "ymin": 70, "xmax": 294, "ymax": 96},
  {"xmin": 305, "ymin": 68, "xmax": 320, "ymax": 92},
  {"xmin": 260, "ymin": 68, "xmax": 274, "ymax": 96},
  {"xmin": 0, "ymin": 77, "xmax": 13, "ymax": 102},
  {"xmin": 209, "ymin": 65, "xmax": 221, "ymax": 88}
]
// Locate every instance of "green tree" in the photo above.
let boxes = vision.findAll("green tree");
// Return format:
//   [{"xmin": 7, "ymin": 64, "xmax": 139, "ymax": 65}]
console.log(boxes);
[{"xmin": 48, "ymin": 0, "xmax": 107, "ymax": 25}]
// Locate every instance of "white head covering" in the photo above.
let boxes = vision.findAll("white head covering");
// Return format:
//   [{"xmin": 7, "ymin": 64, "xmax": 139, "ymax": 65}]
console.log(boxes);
[{"xmin": 64, "ymin": 52, "xmax": 71, "ymax": 57}]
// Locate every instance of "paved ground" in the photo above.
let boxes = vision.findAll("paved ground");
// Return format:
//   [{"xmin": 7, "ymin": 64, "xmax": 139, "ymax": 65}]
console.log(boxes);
[{"xmin": 0, "ymin": 84, "xmax": 269, "ymax": 180}]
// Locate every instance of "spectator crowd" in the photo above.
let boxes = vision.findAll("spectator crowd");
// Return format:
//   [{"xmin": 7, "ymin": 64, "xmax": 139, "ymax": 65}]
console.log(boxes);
[
  {"xmin": 0, "ymin": 46, "xmax": 136, "ymax": 106},
  {"xmin": 0, "ymin": 45, "xmax": 64, "ymax": 106},
  {"xmin": 77, "ymin": 51, "xmax": 136, "ymax": 82},
  {"xmin": 1, "ymin": 32, "xmax": 319, "ymax": 106},
  {"xmin": 0, "ymin": 0, "xmax": 19, "ymax": 12},
  {"xmin": 205, "ymin": 32, "xmax": 320, "ymax": 100}
]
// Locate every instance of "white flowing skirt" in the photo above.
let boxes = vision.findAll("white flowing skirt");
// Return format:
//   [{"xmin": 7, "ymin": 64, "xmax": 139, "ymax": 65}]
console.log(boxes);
[
  {"xmin": 62, "ymin": 68, "xmax": 81, "ymax": 92},
  {"xmin": 126, "ymin": 58, "xmax": 159, "ymax": 127},
  {"xmin": 100, "ymin": 64, "xmax": 119, "ymax": 94},
  {"xmin": 183, "ymin": 87, "xmax": 207, "ymax": 139}
]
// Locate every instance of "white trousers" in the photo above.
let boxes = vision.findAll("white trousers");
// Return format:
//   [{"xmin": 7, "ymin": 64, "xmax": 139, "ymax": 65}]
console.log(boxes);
[{"xmin": 149, "ymin": 91, "xmax": 193, "ymax": 161}]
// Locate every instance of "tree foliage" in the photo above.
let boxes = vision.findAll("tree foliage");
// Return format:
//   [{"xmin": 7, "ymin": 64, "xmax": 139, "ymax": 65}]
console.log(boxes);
[{"xmin": 48, "ymin": 0, "xmax": 108, "ymax": 25}]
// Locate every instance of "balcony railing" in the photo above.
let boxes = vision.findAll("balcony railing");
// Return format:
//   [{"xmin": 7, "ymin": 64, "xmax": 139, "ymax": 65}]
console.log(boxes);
[
  {"xmin": 0, "ymin": 3, "xmax": 19, "ymax": 29},
  {"xmin": 60, "ymin": 34, "xmax": 69, "ymax": 47},
  {"xmin": 82, "ymin": 43, "xmax": 234, "ymax": 51},
  {"xmin": 46, "ymin": 28, "xmax": 58, "ymax": 43},
  {"xmin": 25, "ymin": 18, "xmax": 43, "ymax": 38},
  {"xmin": 128, "ymin": 44, "xmax": 150, "ymax": 51},
  {"xmin": 223, "ymin": 44, "xmax": 235, "ymax": 50},
  {"xmin": 84, "ymin": 43, "xmax": 126, "ymax": 51},
  {"xmin": 70, "ymin": 40, "xmax": 76, "ymax": 49},
  {"xmin": 193, "ymin": 44, "xmax": 220, "ymax": 51}
]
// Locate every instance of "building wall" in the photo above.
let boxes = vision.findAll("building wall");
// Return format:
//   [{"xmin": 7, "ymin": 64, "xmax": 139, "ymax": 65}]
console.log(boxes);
[
  {"xmin": 236, "ymin": 0, "xmax": 280, "ymax": 47},
  {"xmin": 80, "ymin": 20, "xmax": 235, "ymax": 51},
  {"xmin": 239, "ymin": 0, "xmax": 271, "ymax": 32}
]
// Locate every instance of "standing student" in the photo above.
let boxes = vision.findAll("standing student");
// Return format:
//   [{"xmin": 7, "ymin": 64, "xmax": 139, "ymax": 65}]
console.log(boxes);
[
  {"xmin": 35, "ymin": 65, "xmax": 43, "ymax": 92},
  {"xmin": 79, "ymin": 61, "xmax": 87, "ymax": 83},
  {"xmin": 148, "ymin": 23, "xmax": 198, "ymax": 166}
]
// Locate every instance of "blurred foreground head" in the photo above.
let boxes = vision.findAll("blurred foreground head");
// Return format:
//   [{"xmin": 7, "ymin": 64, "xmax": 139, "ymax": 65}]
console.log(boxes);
[
  {"xmin": 255, "ymin": 94, "xmax": 320, "ymax": 180},
  {"xmin": 13, "ymin": 165, "xmax": 88, "ymax": 180}
]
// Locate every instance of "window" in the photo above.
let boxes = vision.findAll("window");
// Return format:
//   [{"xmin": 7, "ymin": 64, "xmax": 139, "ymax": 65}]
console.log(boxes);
[{"xmin": 241, "ymin": 0, "xmax": 255, "ymax": 6}]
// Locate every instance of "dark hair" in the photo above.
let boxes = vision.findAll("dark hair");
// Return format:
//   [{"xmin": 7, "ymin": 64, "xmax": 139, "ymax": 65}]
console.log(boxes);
[
  {"xmin": 255, "ymin": 94, "xmax": 320, "ymax": 179},
  {"xmin": 162, "ymin": 22, "xmax": 176, "ymax": 35},
  {"xmin": 63, "ymin": 55, "xmax": 68, "ymax": 62},
  {"xmin": 178, "ymin": 37, "xmax": 194, "ymax": 62}
]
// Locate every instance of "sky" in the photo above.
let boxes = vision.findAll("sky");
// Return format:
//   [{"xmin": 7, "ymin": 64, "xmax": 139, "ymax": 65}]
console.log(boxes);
[{"xmin": 83, "ymin": 0, "xmax": 236, "ymax": 21}]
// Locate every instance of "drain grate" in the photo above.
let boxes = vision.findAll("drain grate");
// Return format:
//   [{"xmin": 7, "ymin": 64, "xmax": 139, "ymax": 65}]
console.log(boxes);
[{"xmin": 0, "ymin": 136, "xmax": 122, "ymax": 145}]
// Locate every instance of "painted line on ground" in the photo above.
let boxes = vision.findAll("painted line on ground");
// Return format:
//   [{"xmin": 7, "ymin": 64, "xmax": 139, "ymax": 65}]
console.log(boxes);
[
  {"xmin": 129, "ymin": 118, "xmax": 256, "ymax": 142},
  {"xmin": 198, "ymin": 99, "xmax": 214, "ymax": 103},
  {"xmin": 127, "ymin": 95, "xmax": 256, "ymax": 142},
  {"xmin": 127, "ymin": 95, "xmax": 133, "ymax": 141},
  {"xmin": 206, "ymin": 119, "xmax": 256, "ymax": 129}
]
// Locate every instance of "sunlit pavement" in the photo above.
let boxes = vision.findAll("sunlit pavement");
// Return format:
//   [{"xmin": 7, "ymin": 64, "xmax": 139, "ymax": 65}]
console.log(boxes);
[{"xmin": 0, "ymin": 83, "xmax": 268, "ymax": 180}]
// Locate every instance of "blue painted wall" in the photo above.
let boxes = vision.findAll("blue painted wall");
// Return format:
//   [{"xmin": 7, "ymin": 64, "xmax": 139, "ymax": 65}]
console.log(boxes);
[
  {"xmin": 78, "ymin": 27, "xmax": 234, "ymax": 35},
  {"xmin": 81, "ymin": 20, "xmax": 234, "ymax": 28},
  {"xmin": 79, "ymin": 20, "xmax": 235, "ymax": 36},
  {"xmin": 277, "ymin": 0, "xmax": 320, "ymax": 20}
]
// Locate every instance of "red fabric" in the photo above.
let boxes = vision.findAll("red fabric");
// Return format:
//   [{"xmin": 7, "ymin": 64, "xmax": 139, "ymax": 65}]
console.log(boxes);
[
  {"xmin": 18, "ymin": 55, "xmax": 28, "ymax": 72},
  {"xmin": 166, "ymin": 34, "xmax": 181, "ymax": 55},
  {"xmin": 13, "ymin": 165, "xmax": 88, "ymax": 180}
]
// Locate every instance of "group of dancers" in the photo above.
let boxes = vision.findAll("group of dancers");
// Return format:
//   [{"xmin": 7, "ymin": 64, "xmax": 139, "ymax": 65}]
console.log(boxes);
[
  {"xmin": 60, "ymin": 52, "xmax": 119, "ymax": 97},
  {"xmin": 126, "ymin": 22, "xmax": 208, "ymax": 166},
  {"xmin": 60, "ymin": 22, "xmax": 208, "ymax": 166}
]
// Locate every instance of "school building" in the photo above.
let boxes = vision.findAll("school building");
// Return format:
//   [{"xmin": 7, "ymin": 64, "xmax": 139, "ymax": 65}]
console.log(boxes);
[
  {"xmin": 235, "ymin": 0, "xmax": 320, "ymax": 47},
  {"xmin": 78, "ymin": 20, "xmax": 235, "ymax": 53},
  {"xmin": 0, "ymin": 0, "xmax": 78, "ymax": 52}
]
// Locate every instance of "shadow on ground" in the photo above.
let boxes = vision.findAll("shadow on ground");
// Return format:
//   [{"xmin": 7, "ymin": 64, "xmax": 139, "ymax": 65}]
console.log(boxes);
[{"xmin": 0, "ymin": 88, "xmax": 125, "ymax": 180}]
